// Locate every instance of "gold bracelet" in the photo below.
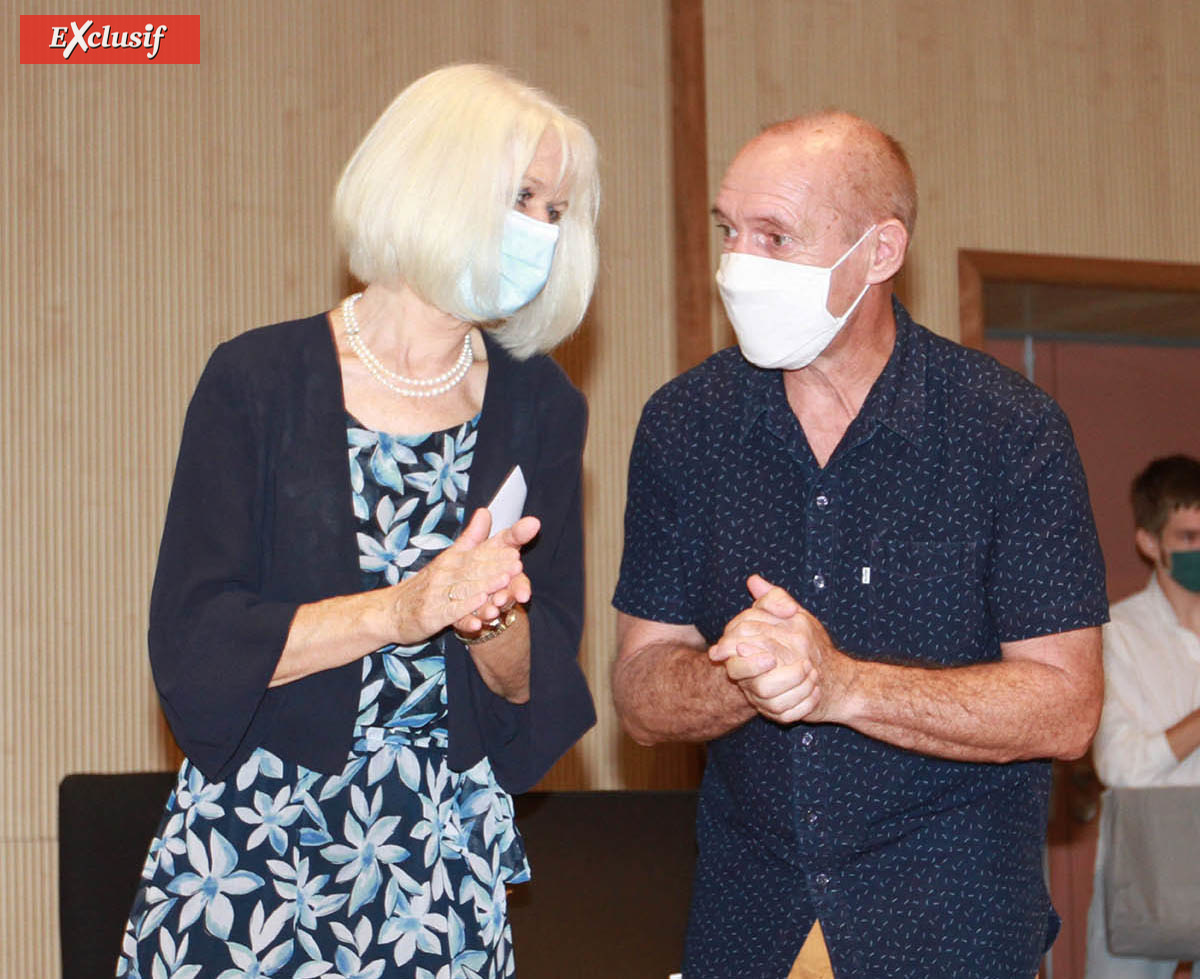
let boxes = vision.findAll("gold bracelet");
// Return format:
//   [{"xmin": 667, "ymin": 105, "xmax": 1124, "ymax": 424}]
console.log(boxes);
[{"xmin": 455, "ymin": 605, "xmax": 520, "ymax": 645}]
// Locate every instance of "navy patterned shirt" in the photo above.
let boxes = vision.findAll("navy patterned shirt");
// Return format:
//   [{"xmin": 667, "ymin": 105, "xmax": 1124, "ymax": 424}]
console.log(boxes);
[{"xmin": 613, "ymin": 300, "xmax": 1108, "ymax": 978}]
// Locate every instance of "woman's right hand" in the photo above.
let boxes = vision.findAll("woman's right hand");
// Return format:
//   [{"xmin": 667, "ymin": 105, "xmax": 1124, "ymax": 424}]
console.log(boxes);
[{"xmin": 389, "ymin": 508, "xmax": 541, "ymax": 645}]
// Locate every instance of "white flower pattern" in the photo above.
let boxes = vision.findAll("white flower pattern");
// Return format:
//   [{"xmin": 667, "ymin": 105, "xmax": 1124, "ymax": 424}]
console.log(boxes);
[{"xmin": 118, "ymin": 412, "xmax": 526, "ymax": 977}]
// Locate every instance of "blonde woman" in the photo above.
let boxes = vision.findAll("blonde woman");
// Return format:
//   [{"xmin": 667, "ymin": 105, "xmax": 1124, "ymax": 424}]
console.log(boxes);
[{"xmin": 118, "ymin": 64, "xmax": 598, "ymax": 977}]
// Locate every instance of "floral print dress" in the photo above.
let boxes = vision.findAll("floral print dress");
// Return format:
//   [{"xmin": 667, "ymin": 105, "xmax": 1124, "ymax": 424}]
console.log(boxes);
[{"xmin": 117, "ymin": 413, "xmax": 529, "ymax": 979}]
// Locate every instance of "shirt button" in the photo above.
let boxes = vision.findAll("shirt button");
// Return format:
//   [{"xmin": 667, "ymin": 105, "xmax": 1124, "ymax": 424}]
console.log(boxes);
[
  {"xmin": 814, "ymin": 872, "xmax": 830, "ymax": 891},
  {"xmin": 812, "ymin": 573, "xmax": 825, "ymax": 590},
  {"xmin": 815, "ymin": 494, "xmax": 829, "ymax": 509},
  {"xmin": 806, "ymin": 810, "xmax": 819, "ymax": 827},
  {"xmin": 800, "ymin": 731, "xmax": 814, "ymax": 747}
]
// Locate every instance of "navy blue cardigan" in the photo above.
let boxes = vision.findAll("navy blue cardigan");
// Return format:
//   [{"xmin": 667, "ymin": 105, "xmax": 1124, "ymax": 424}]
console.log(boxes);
[{"xmin": 149, "ymin": 313, "xmax": 595, "ymax": 793}]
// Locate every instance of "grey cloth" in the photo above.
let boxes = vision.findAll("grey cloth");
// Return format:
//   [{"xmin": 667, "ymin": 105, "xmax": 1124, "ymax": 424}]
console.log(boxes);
[{"xmin": 1104, "ymin": 785, "xmax": 1200, "ymax": 959}]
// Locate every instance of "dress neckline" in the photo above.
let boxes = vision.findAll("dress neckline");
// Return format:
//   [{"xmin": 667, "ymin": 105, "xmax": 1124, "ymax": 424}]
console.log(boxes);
[{"xmin": 344, "ymin": 409, "xmax": 480, "ymax": 440}]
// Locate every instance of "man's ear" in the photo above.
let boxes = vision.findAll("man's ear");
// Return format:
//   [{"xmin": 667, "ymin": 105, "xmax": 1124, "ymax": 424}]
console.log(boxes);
[
  {"xmin": 1135, "ymin": 527, "xmax": 1162, "ymax": 566},
  {"xmin": 868, "ymin": 218, "xmax": 908, "ymax": 283}
]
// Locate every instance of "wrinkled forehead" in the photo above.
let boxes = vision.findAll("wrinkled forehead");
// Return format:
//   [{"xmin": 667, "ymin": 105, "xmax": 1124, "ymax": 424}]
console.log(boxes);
[{"xmin": 716, "ymin": 134, "xmax": 844, "ymax": 230}]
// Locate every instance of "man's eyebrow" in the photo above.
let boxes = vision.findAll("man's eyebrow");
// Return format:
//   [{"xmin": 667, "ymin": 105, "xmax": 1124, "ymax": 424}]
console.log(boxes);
[
  {"xmin": 754, "ymin": 213, "xmax": 809, "ymax": 237},
  {"xmin": 756, "ymin": 214, "xmax": 798, "ymax": 232},
  {"xmin": 711, "ymin": 205, "xmax": 813, "ymax": 240},
  {"xmin": 711, "ymin": 205, "xmax": 789, "ymax": 224}
]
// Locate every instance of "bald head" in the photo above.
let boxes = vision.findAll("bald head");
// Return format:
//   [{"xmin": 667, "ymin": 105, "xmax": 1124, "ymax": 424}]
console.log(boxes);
[{"xmin": 756, "ymin": 111, "xmax": 917, "ymax": 243}]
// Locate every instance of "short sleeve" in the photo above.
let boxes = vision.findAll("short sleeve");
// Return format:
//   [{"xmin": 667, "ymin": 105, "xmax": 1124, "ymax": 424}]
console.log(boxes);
[
  {"xmin": 612, "ymin": 393, "xmax": 695, "ymax": 624},
  {"xmin": 986, "ymin": 401, "xmax": 1109, "ymax": 641}
]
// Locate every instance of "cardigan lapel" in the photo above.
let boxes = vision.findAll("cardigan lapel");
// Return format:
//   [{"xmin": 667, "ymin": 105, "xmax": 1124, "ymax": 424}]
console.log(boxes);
[
  {"xmin": 462, "ymin": 332, "xmax": 532, "ymax": 519},
  {"xmin": 297, "ymin": 314, "xmax": 363, "ymax": 599}
]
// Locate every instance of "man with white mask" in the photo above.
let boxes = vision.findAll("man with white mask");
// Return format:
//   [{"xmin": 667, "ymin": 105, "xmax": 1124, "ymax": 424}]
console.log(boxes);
[{"xmin": 612, "ymin": 111, "xmax": 1108, "ymax": 978}]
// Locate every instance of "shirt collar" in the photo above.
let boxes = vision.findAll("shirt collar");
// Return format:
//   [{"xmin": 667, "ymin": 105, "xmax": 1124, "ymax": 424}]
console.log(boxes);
[
  {"xmin": 738, "ymin": 358, "xmax": 784, "ymax": 437},
  {"xmin": 739, "ymin": 296, "xmax": 927, "ymax": 445},
  {"xmin": 1143, "ymin": 572, "xmax": 1198, "ymax": 634}
]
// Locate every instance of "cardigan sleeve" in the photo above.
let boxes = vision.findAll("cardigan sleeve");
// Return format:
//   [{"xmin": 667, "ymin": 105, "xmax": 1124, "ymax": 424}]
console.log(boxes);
[
  {"xmin": 452, "ymin": 380, "xmax": 596, "ymax": 793},
  {"xmin": 148, "ymin": 341, "xmax": 300, "ymax": 780}
]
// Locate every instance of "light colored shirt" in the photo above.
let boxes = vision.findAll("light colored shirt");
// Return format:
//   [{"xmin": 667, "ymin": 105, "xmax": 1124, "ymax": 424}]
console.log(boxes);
[{"xmin": 1092, "ymin": 575, "xmax": 1200, "ymax": 787}]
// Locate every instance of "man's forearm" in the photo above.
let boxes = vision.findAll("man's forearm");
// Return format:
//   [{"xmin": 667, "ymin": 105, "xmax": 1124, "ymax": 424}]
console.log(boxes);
[
  {"xmin": 613, "ymin": 641, "xmax": 756, "ymax": 745},
  {"xmin": 1166, "ymin": 705, "xmax": 1200, "ymax": 763},
  {"xmin": 718, "ymin": 586, "xmax": 1102, "ymax": 763},
  {"xmin": 833, "ymin": 655, "xmax": 1099, "ymax": 763}
]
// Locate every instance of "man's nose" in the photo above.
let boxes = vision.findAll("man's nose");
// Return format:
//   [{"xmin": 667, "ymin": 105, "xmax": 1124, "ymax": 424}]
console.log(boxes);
[{"xmin": 725, "ymin": 233, "xmax": 755, "ymax": 255}]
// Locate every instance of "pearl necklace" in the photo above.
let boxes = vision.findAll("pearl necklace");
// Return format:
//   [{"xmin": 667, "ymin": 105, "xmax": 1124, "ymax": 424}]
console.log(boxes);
[{"xmin": 342, "ymin": 292, "xmax": 474, "ymax": 399}]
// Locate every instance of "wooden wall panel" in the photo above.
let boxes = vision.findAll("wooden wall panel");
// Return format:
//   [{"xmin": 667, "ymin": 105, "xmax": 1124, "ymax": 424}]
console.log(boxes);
[
  {"xmin": 0, "ymin": 843, "xmax": 57, "ymax": 976},
  {"xmin": 703, "ymin": 0, "xmax": 1200, "ymax": 343},
  {"xmin": 2, "ymin": 1, "xmax": 678, "ymax": 973},
  {"xmin": 8, "ymin": 0, "xmax": 1200, "ymax": 973}
]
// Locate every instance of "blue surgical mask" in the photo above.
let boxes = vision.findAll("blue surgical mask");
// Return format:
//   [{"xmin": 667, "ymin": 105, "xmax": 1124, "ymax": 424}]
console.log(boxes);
[{"xmin": 459, "ymin": 209, "xmax": 560, "ymax": 320}]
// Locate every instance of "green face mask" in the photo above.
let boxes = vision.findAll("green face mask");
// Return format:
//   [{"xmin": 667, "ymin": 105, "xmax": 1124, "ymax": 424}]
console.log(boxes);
[{"xmin": 1168, "ymin": 549, "xmax": 1200, "ymax": 593}]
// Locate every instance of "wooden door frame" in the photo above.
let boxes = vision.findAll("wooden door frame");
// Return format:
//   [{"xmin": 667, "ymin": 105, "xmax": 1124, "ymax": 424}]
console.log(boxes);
[
  {"xmin": 958, "ymin": 250, "xmax": 1200, "ymax": 350},
  {"xmin": 960, "ymin": 247, "xmax": 1200, "ymax": 979}
]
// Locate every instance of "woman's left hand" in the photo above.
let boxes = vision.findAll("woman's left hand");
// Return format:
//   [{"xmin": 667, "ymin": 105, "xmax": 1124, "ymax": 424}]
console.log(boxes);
[
  {"xmin": 455, "ymin": 569, "xmax": 535, "ymax": 702},
  {"xmin": 454, "ymin": 572, "xmax": 533, "ymax": 635}
]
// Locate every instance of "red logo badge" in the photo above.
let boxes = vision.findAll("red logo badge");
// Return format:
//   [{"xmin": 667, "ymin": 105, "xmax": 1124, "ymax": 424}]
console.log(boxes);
[{"xmin": 20, "ymin": 15, "xmax": 200, "ymax": 64}]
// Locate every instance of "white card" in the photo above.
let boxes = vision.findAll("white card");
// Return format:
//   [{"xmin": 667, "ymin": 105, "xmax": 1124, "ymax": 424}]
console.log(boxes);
[{"xmin": 486, "ymin": 465, "xmax": 527, "ymax": 537}]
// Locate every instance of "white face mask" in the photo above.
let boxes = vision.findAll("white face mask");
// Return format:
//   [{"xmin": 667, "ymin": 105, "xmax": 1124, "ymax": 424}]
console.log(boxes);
[{"xmin": 716, "ymin": 224, "xmax": 876, "ymax": 370}]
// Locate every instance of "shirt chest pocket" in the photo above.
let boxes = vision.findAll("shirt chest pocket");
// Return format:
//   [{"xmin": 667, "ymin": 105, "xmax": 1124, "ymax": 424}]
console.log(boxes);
[{"xmin": 865, "ymin": 538, "xmax": 983, "ymax": 661}]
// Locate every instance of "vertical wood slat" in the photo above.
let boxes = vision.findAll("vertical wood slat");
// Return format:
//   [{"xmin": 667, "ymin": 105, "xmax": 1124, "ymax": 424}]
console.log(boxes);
[{"xmin": 670, "ymin": 0, "xmax": 714, "ymax": 374}]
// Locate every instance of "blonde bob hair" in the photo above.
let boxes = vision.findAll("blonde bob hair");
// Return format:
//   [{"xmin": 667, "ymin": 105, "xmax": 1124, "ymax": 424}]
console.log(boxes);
[{"xmin": 334, "ymin": 63, "xmax": 600, "ymax": 359}]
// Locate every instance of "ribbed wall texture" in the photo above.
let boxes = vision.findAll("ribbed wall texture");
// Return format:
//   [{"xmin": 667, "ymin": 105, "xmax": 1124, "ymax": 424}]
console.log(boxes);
[
  {"xmin": 2, "ymin": 1, "xmax": 678, "ymax": 973},
  {"xmin": 7, "ymin": 1, "xmax": 1200, "ymax": 974},
  {"xmin": 704, "ymin": 0, "xmax": 1200, "ymax": 346}
]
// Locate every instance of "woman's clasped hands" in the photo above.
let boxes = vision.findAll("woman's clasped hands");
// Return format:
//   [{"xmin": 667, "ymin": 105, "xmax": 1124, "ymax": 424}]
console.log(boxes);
[{"xmin": 390, "ymin": 508, "xmax": 541, "ymax": 644}]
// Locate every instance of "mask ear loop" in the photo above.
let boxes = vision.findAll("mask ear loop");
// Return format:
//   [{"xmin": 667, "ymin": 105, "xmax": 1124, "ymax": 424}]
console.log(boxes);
[
  {"xmin": 828, "ymin": 224, "xmax": 877, "ymax": 322},
  {"xmin": 830, "ymin": 223, "xmax": 877, "ymax": 270}
]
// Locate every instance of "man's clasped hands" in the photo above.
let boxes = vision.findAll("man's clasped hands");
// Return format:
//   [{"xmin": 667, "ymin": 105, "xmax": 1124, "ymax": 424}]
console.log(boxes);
[{"xmin": 709, "ymin": 574, "xmax": 859, "ymax": 726}]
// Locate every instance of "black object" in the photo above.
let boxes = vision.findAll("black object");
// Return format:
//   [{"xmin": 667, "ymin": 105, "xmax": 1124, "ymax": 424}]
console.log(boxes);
[
  {"xmin": 58, "ymin": 773, "xmax": 697, "ymax": 979},
  {"xmin": 509, "ymin": 790, "xmax": 698, "ymax": 977},
  {"xmin": 58, "ymin": 771, "xmax": 176, "ymax": 979}
]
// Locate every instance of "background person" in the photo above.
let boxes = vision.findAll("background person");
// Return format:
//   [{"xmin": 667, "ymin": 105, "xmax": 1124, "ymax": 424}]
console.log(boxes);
[
  {"xmin": 116, "ymin": 63, "xmax": 598, "ymax": 977},
  {"xmin": 1086, "ymin": 454, "xmax": 1200, "ymax": 979},
  {"xmin": 612, "ymin": 110, "xmax": 1107, "ymax": 978}
]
